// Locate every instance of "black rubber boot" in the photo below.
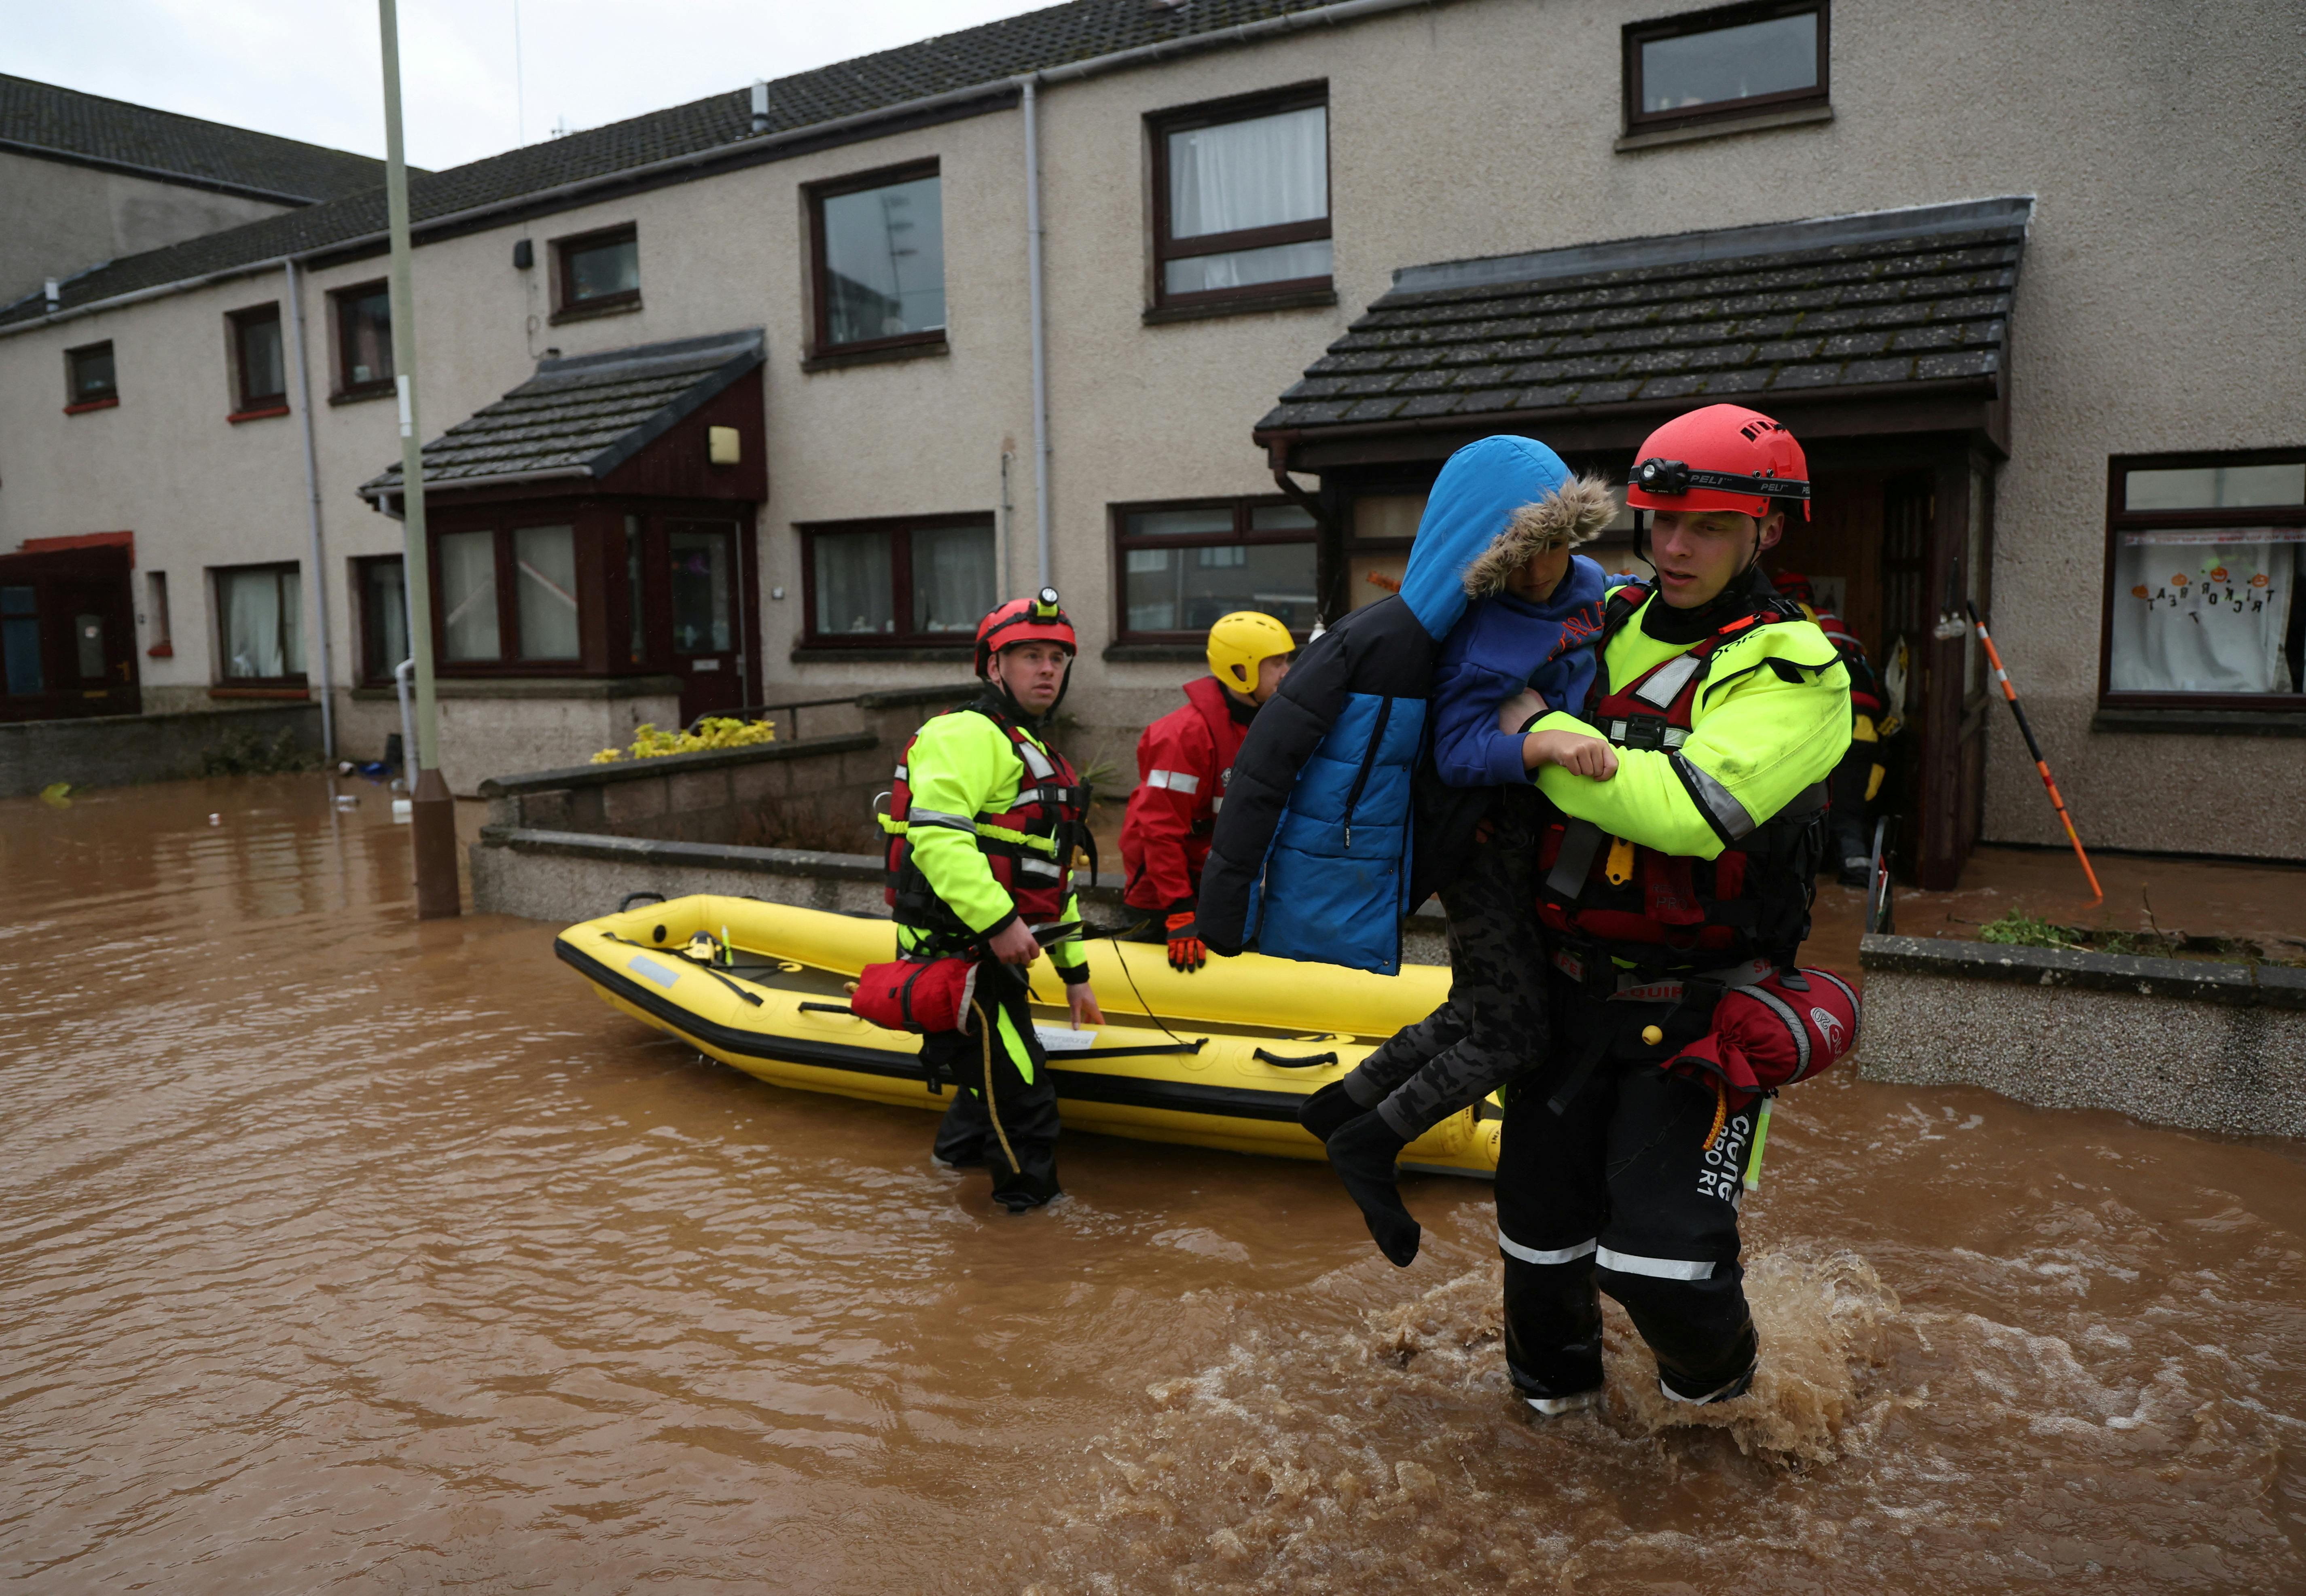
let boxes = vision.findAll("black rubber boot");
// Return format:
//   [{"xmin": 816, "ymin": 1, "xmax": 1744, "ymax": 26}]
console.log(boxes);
[
  {"xmin": 1327, "ymin": 1110, "xmax": 1419, "ymax": 1267},
  {"xmin": 1296, "ymin": 1080, "xmax": 1364, "ymax": 1143},
  {"xmin": 989, "ymin": 1167, "xmax": 1063, "ymax": 1213}
]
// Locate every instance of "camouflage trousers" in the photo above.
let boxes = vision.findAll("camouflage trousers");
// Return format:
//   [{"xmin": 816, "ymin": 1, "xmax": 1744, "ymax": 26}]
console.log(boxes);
[{"xmin": 1342, "ymin": 817, "xmax": 1551, "ymax": 1139}]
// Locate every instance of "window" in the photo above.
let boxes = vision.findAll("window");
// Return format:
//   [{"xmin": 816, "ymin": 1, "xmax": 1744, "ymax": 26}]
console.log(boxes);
[
  {"xmin": 229, "ymin": 304, "xmax": 286, "ymax": 414},
  {"xmin": 356, "ymin": 555, "xmax": 407, "ymax": 683},
  {"xmin": 434, "ymin": 525, "xmax": 582, "ymax": 665},
  {"xmin": 1623, "ymin": 2, "xmax": 1829, "ymax": 135},
  {"xmin": 799, "ymin": 515, "xmax": 993, "ymax": 648},
  {"xmin": 2, "ymin": 586, "xmax": 41, "ymax": 695},
  {"xmin": 334, "ymin": 282, "xmax": 392, "ymax": 396},
  {"xmin": 2101, "ymin": 451, "xmax": 2305, "ymax": 711},
  {"xmin": 146, "ymin": 570, "xmax": 173, "ymax": 658},
  {"xmin": 65, "ymin": 341, "xmax": 117, "ymax": 411},
  {"xmin": 809, "ymin": 162, "xmax": 945, "ymax": 354},
  {"xmin": 1150, "ymin": 86, "xmax": 1330, "ymax": 309},
  {"xmin": 214, "ymin": 563, "xmax": 304, "ymax": 682},
  {"xmin": 1112, "ymin": 498, "xmax": 1319, "ymax": 641},
  {"xmin": 554, "ymin": 225, "xmax": 639, "ymax": 318}
]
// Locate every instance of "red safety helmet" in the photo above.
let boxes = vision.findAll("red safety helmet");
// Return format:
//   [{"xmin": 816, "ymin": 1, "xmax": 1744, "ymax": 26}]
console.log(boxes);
[
  {"xmin": 974, "ymin": 586, "xmax": 1077, "ymax": 680},
  {"xmin": 1626, "ymin": 404, "xmax": 1810, "ymax": 522},
  {"xmin": 1772, "ymin": 569, "xmax": 1817, "ymax": 608}
]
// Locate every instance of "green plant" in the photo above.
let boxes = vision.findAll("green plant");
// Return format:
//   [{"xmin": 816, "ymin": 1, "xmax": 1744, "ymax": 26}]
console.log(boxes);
[
  {"xmin": 201, "ymin": 727, "xmax": 322, "ymax": 775},
  {"xmin": 1975, "ymin": 910, "xmax": 2085, "ymax": 950}
]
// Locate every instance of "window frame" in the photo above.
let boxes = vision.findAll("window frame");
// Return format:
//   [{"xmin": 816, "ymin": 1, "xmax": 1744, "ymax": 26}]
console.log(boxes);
[
  {"xmin": 210, "ymin": 561, "xmax": 306, "ymax": 688},
  {"xmin": 1147, "ymin": 82, "xmax": 1332, "ymax": 313},
  {"xmin": 1622, "ymin": 0, "xmax": 1830, "ymax": 137},
  {"xmin": 805, "ymin": 159, "xmax": 946, "ymax": 360},
  {"xmin": 228, "ymin": 302, "xmax": 288, "ymax": 416},
  {"xmin": 64, "ymin": 340, "xmax": 118, "ymax": 413},
  {"xmin": 427, "ymin": 520, "xmax": 592, "ymax": 674},
  {"xmin": 2097, "ymin": 447, "xmax": 2306, "ymax": 713},
  {"xmin": 796, "ymin": 512, "xmax": 993, "ymax": 652},
  {"xmin": 551, "ymin": 222, "xmax": 641, "ymax": 322},
  {"xmin": 331, "ymin": 279, "xmax": 394, "ymax": 400},
  {"xmin": 353, "ymin": 553, "xmax": 409, "ymax": 686},
  {"xmin": 1109, "ymin": 494, "xmax": 1321, "ymax": 646}
]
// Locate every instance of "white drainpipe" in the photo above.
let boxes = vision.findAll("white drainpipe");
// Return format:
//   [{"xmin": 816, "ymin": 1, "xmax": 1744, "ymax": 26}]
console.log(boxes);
[{"xmin": 285, "ymin": 257, "xmax": 336, "ymax": 760}]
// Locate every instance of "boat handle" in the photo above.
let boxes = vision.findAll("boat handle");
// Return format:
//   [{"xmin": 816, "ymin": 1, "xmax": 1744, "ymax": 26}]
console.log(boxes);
[
  {"xmin": 798, "ymin": 1001, "xmax": 856, "ymax": 1017},
  {"xmin": 619, "ymin": 891, "xmax": 667, "ymax": 912},
  {"xmin": 1254, "ymin": 1048, "xmax": 1339, "ymax": 1069}
]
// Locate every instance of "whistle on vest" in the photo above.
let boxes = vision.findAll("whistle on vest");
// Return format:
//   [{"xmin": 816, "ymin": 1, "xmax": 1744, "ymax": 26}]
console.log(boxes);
[{"xmin": 1605, "ymin": 835, "xmax": 1636, "ymax": 887}]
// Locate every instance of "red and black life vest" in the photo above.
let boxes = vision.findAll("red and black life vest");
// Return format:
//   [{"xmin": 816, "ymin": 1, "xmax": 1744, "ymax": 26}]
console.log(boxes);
[
  {"xmin": 1535, "ymin": 581, "xmax": 1829, "ymax": 979},
  {"xmin": 882, "ymin": 699, "xmax": 1091, "ymax": 950}
]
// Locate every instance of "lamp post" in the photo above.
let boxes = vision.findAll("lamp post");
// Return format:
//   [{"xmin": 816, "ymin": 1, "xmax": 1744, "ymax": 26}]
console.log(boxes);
[{"xmin": 378, "ymin": 0, "xmax": 460, "ymax": 918}]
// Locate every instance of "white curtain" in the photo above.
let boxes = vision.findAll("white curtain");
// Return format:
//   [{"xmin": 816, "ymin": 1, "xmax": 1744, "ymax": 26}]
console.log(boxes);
[
  {"xmin": 515, "ymin": 526, "xmax": 580, "ymax": 660},
  {"xmin": 1169, "ymin": 106, "xmax": 1326, "ymax": 237},
  {"xmin": 221, "ymin": 567, "xmax": 299, "ymax": 678},
  {"xmin": 813, "ymin": 530, "xmax": 893, "ymax": 636},
  {"xmin": 2110, "ymin": 530, "xmax": 2298, "ymax": 694},
  {"xmin": 440, "ymin": 531, "xmax": 500, "ymax": 662},
  {"xmin": 910, "ymin": 524, "xmax": 994, "ymax": 635}
]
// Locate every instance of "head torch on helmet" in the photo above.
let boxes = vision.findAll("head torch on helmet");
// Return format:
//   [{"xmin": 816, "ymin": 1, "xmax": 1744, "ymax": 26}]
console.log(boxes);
[{"xmin": 1631, "ymin": 456, "xmax": 1809, "ymax": 507}]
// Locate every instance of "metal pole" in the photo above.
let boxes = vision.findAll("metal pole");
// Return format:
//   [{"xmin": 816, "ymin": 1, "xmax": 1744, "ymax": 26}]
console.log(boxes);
[
  {"xmin": 1022, "ymin": 76, "xmax": 1051, "ymax": 588},
  {"xmin": 1967, "ymin": 601, "xmax": 2103, "ymax": 901},
  {"xmin": 284, "ymin": 257, "xmax": 335, "ymax": 762},
  {"xmin": 379, "ymin": 0, "xmax": 460, "ymax": 918}
]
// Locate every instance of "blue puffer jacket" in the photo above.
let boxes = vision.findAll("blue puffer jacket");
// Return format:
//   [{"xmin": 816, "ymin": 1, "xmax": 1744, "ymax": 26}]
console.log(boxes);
[{"xmin": 1197, "ymin": 435, "xmax": 1581, "ymax": 974}]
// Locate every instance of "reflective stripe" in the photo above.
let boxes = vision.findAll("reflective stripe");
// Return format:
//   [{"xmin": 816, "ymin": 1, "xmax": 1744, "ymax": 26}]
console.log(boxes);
[
  {"xmin": 1595, "ymin": 1246, "xmax": 1715, "ymax": 1281},
  {"xmin": 1498, "ymin": 1231, "xmax": 1598, "ymax": 1266},
  {"xmin": 1016, "ymin": 857, "xmax": 1061, "ymax": 878},
  {"xmin": 1209, "ymin": 796, "xmax": 1223, "ymax": 813},
  {"xmin": 1672, "ymin": 752, "xmax": 1756, "ymax": 840},
  {"xmin": 1743, "ymin": 984, "xmax": 1810, "ymax": 1076},
  {"xmin": 893, "ymin": 763, "xmax": 908, "ymax": 781},
  {"xmin": 1017, "ymin": 741, "xmax": 1057, "ymax": 781},
  {"xmin": 909, "ymin": 808, "xmax": 978, "ymax": 833},
  {"xmin": 1632, "ymin": 652, "xmax": 1704, "ymax": 709},
  {"xmin": 1147, "ymin": 768, "xmax": 1202, "ymax": 795}
]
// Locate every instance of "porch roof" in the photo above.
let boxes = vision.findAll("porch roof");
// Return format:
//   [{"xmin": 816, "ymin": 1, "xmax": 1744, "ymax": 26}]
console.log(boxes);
[
  {"xmin": 358, "ymin": 329, "xmax": 763, "ymax": 501},
  {"xmin": 1256, "ymin": 197, "xmax": 2032, "ymax": 470}
]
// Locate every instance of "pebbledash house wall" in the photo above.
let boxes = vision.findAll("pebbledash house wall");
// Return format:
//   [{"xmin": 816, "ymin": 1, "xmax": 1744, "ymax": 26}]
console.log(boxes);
[{"xmin": 0, "ymin": 0, "xmax": 2299, "ymax": 851}]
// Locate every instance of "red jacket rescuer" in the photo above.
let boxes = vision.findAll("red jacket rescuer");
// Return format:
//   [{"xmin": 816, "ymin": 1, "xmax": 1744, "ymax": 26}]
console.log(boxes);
[{"xmin": 1120, "ymin": 675, "xmax": 1251, "ymax": 915}]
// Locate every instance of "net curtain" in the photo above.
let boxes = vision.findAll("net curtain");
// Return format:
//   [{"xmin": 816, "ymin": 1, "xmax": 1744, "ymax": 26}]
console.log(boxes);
[
  {"xmin": 2110, "ymin": 532, "xmax": 2298, "ymax": 694},
  {"xmin": 222, "ymin": 567, "xmax": 301, "ymax": 679},
  {"xmin": 1169, "ymin": 106, "xmax": 1326, "ymax": 241}
]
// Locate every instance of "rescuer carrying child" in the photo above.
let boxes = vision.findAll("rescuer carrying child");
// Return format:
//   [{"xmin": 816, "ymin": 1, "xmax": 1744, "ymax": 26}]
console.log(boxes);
[
  {"xmin": 875, "ymin": 588, "xmax": 1103, "ymax": 1212},
  {"xmin": 1118, "ymin": 610, "xmax": 1297, "ymax": 972}
]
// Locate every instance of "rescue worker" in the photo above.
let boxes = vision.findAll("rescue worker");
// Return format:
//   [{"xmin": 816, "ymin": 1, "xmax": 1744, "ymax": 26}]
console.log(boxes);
[
  {"xmin": 1771, "ymin": 570, "xmax": 1891, "ymax": 885},
  {"xmin": 1493, "ymin": 404, "xmax": 1851, "ymax": 1412},
  {"xmin": 883, "ymin": 588, "xmax": 1103, "ymax": 1212},
  {"xmin": 1118, "ymin": 610, "xmax": 1296, "ymax": 972}
]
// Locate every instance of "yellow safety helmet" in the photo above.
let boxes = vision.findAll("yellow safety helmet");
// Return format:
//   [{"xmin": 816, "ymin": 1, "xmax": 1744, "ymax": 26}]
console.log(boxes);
[{"xmin": 1206, "ymin": 610, "xmax": 1296, "ymax": 693}]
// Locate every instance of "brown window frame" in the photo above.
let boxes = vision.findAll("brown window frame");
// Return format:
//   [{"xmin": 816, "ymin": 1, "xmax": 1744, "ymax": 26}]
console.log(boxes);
[
  {"xmin": 210, "ymin": 561, "xmax": 307, "ymax": 688},
  {"xmin": 428, "ymin": 520, "xmax": 593, "ymax": 675},
  {"xmin": 1622, "ymin": 0, "xmax": 1830, "ymax": 136},
  {"xmin": 64, "ymin": 340, "xmax": 118, "ymax": 413},
  {"xmin": 804, "ymin": 159, "xmax": 946, "ymax": 360},
  {"xmin": 551, "ymin": 223, "xmax": 641, "ymax": 322},
  {"xmin": 796, "ymin": 512, "xmax": 991, "ymax": 652},
  {"xmin": 228, "ymin": 302, "xmax": 287, "ymax": 416},
  {"xmin": 353, "ymin": 553, "xmax": 409, "ymax": 686},
  {"xmin": 331, "ymin": 280, "xmax": 394, "ymax": 399},
  {"xmin": 1110, "ymin": 494, "xmax": 1321, "ymax": 646},
  {"xmin": 2097, "ymin": 447, "xmax": 2306, "ymax": 714},
  {"xmin": 1148, "ymin": 83, "xmax": 1331, "ymax": 313}
]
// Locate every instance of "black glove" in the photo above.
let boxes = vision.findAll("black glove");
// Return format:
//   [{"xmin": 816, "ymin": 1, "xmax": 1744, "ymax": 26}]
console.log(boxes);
[
  {"xmin": 1327, "ymin": 1110, "xmax": 1420, "ymax": 1268},
  {"xmin": 1296, "ymin": 1080, "xmax": 1364, "ymax": 1143},
  {"xmin": 1164, "ymin": 910, "xmax": 1207, "ymax": 973}
]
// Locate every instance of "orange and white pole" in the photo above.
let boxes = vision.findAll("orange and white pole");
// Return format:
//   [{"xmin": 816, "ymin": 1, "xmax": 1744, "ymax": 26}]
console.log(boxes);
[{"xmin": 1967, "ymin": 602, "xmax": 2103, "ymax": 900}]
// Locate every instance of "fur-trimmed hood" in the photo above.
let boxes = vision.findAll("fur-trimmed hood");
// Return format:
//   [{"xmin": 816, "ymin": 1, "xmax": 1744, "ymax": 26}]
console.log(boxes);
[{"xmin": 1460, "ymin": 474, "xmax": 1618, "ymax": 598}]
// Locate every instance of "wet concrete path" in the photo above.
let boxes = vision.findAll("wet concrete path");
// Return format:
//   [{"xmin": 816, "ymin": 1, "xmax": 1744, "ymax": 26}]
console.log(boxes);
[{"xmin": 3, "ymin": 774, "xmax": 2302, "ymax": 1592}]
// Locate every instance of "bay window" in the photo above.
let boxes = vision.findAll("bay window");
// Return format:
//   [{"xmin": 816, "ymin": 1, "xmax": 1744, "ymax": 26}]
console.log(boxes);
[{"xmin": 436, "ymin": 524, "xmax": 581, "ymax": 665}]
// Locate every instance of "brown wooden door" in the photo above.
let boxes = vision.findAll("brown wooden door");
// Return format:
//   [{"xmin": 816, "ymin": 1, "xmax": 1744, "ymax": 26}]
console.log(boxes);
[
  {"xmin": 664, "ymin": 520, "xmax": 741, "ymax": 722},
  {"xmin": 1886, "ymin": 459, "xmax": 1991, "ymax": 891},
  {"xmin": 54, "ymin": 574, "xmax": 140, "ymax": 716},
  {"xmin": 0, "ymin": 546, "xmax": 139, "ymax": 723}
]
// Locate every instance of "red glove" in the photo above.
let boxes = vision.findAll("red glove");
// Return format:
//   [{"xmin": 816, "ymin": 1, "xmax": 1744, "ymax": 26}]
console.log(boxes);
[{"xmin": 1165, "ymin": 911, "xmax": 1207, "ymax": 974}]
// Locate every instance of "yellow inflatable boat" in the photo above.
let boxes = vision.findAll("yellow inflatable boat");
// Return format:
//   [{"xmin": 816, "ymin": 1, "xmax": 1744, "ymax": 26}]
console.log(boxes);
[{"xmin": 556, "ymin": 894, "xmax": 1499, "ymax": 1176}]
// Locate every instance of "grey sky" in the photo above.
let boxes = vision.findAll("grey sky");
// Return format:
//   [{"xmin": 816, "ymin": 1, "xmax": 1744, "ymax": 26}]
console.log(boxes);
[{"xmin": 9, "ymin": 0, "xmax": 1055, "ymax": 173}]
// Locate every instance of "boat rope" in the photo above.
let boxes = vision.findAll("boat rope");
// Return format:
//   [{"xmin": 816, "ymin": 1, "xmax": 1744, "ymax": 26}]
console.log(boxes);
[{"xmin": 970, "ymin": 997, "xmax": 1021, "ymax": 1178}]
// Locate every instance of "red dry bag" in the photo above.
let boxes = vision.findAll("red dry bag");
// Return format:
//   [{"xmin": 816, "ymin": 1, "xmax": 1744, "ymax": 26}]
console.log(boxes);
[
  {"xmin": 851, "ymin": 956, "xmax": 982, "ymax": 1036},
  {"xmin": 1667, "ymin": 967, "xmax": 1859, "ymax": 1111}
]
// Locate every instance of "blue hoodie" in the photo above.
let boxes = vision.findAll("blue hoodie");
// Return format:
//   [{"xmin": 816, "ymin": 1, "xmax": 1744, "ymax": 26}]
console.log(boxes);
[
  {"xmin": 1197, "ymin": 436, "xmax": 1581, "ymax": 974},
  {"xmin": 1431, "ymin": 555, "xmax": 1609, "ymax": 788}
]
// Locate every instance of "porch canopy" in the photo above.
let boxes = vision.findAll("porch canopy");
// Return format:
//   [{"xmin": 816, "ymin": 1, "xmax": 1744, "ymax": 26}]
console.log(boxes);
[{"xmin": 1256, "ymin": 196, "xmax": 2031, "ymax": 474}]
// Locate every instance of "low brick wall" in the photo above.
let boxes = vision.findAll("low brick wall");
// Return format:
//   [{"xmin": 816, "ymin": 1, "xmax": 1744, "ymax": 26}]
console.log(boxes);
[
  {"xmin": 1857, "ymin": 933, "xmax": 2306, "ymax": 1138},
  {"xmin": 0, "ymin": 702, "xmax": 320, "ymax": 799}
]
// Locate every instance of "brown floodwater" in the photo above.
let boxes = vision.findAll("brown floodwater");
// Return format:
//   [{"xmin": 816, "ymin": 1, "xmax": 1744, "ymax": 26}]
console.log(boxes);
[{"xmin": 4, "ymin": 773, "xmax": 2303, "ymax": 1593}]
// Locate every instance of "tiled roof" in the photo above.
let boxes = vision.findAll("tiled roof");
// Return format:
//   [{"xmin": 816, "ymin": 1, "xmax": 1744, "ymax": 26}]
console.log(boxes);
[
  {"xmin": 0, "ymin": 74, "xmax": 393, "ymax": 202},
  {"xmin": 1257, "ymin": 197, "xmax": 2033, "ymax": 437},
  {"xmin": 1, "ymin": 0, "xmax": 1346, "ymax": 329},
  {"xmin": 360, "ymin": 329, "xmax": 764, "ymax": 497}
]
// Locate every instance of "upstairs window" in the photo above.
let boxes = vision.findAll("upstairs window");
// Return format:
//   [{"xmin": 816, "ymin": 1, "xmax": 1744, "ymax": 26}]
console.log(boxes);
[
  {"xmin": 799, "ymin": 514, "xmax": 993, "ymax": 650},
  {"xmin": 65, "ymin": 341, "xmax": 117, "ymax": 411},
  {"xmin": 229, "ymin": 304, "xmax": 286, "ymax": 415},
  {"xmin": 809, "ymin": 162, "xmax": 946, "ymax": 356},
  {"xmin": 554, "ymin": 224, "xmax": 640, "ymax": 319},
  {"xmin": 1624, "ymin": 1, "xmax": 1829, "ymax": 135},
  {"xmin": 1151, "ymin": 86, "xmax": 1330, "ymax": 310},
  {"xmin": 334, "ymin": 282, "xmax": 393, "ymax": 398},
  {"xmin": 2101, "ymin": 451, "xmax": 2305, "ymax": 712},
  {"xmin": 1113, "ymin": 497, "xmax": 1319, "ymax": 643}
]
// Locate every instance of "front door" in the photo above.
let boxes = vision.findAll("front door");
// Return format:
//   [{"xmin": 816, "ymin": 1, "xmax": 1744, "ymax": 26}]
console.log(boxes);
[
  {"xmin": 55, "ymin": 575, "xmax": 140, "ymax": 717},
  {"xmin": 0, "ymin": 547, "xmax": 139, "ymax": 724},
  {"xmin": 665, "ymin": 520, "xmax": 741, "ymax": 723}
]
